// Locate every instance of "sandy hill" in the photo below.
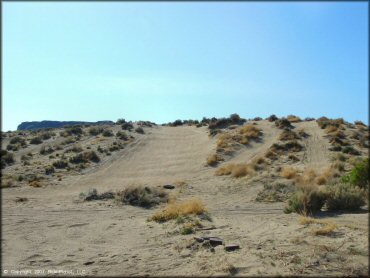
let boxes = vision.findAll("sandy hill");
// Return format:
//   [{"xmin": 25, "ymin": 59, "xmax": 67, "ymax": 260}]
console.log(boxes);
[{"xmin": 1, "ymin": 116, "xmax": 369, "ymax": 276}]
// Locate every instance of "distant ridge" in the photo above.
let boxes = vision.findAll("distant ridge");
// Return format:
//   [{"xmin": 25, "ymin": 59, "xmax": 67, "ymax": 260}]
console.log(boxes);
[{"xmin": 17, "ymin": 120, "xmax": 114, "ymax": 131}]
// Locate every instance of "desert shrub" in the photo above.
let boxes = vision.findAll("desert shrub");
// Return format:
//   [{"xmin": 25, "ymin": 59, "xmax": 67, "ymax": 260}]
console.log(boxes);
[
  {"xmin": 208, "ymin": 114, "xmax": 246, "ymax": 130},
  {"xmin": 6, "ymin": 144, "xmax": 20, "ymax": 151},
  {"xmin": 206, "ymin": 154, "xmax": 223, "ymax": 166},
  {"xmin": 116, "ymin": 186, "xmax": 168, "ymax": 208},
  {"xmin": 64, "ymin": 126, "xmax": 83, "ymax": 136},
  {"xmin": 288, "ymin": 154, "xmax": 299, "ymax": 162},
  {"xmin": 265, "ymin": 149, "xmax": 278, "ymax": 160},
  {"xmin": 102, "ymin": 129, "xmax": 114, "ymax": 137},
  {"xmin": 284, "ymin": 184, "xmax": 327, "ymax": 214},
  {"xmin": 317, "ymin": 117, "xmax": 344, "ymax": 129},
  {"xmin": 275, "ymin": 118, "xmax": 293, "ymax": 129},
  {"xmin": 354, "ymin": 120, "xmax": 366, "ymax": 126},
  {"xmin": 304, "ymin": 117, "xmax": 315, "ymax": 121},
  {"xmin": 341, "ymin": 158, "xmax": 369, "ymax": 189},
  {"xmin": 287, "ymin": 115, "xmax": 301, "ymax": 123},
  {"xmin": 253, "ymin": 117, "xmax": 262, "ymax": 121},
  {"xmin": 116, "ymin": 118, "xmax": 126, "ymax": 125},
  {"xmin": 325, "ymin": 183, "xmax": 365, "ymax": 211},
  {"xmin": 62, "ymin": 136, "xmax": 75, "ymax": 145},
  {"xmin": 297, "ymin": 129, "xmax": 309, "ymax": 138},
  {"xmin": 279, "ymin": 130, "xmax": 300, "ymax": 141},
  {"xmin": 332, "ymin": 162, "xmax": 345, "ymax": 172},
  {"xmin": 267, "ymin": 114, "xmax": 278, "ymax": 122},
  {"xmin": 122, "ymin": 122, "xmax": 134, "ymax": 131},
  {"xmin": 270, "ymin": 141, "xmax": 303, "ymax": 153},
  {"xmin": 1, "ymin": 150, "xmax": 15, "ymax": 166},
  {"xmin": 28, "ymin": 181, "xmax": 42, "ymax": 188},
  {"xmin": 280, "ymin": 167, "xmax": 297, "ymax": 179},
  {"xmin": 169, "ymin": 120, "xmax": 183, "ymax": 127},
  {"xmin": 116, "ymin": 131, "xmax": 129, "ymax": 140},
  {"xmin": 151, "ymin": 198, "xmax": 206, "ymax": 222},
  {"xmin": 52, "ymin": 160, "xmax": 68, "ymax": 169},
  {"xmin": 135, "ymin": 127, "xmax": 144, "ymax": 134},
  {"xmin": 256, "ymin": 182, "xmax": 295, "ymax": 202},
  {"xmin": 88, "ymin": 126, "xmax": 104, "ymax": 135},
  {"xmin": 10, "ymin": 136, "xmax": 26, "ymax": 145},
  {"xmin": 40, "ymin": 145, "xmax": 55, "ymax": 155},
  {"xmin": 342, "ymin": 146, "xmax": 360, "ymax": 155},
  {"xmin": 215, "ymin": 163, "xmax": 253, "ymax": 178},
  {"xmin": 45, "ymin": 165, "xmax": 55, "ymax": 175},
  {"xmin": 238, "ymin": 125, "xmax": 262, "ymax": 140},
  {"xmin": 40, "ymin": 132, "xmax": 53, "ymax": 140},
  {"xmin": 69, "ymin": 151, "xmax": 100, "ymax": 164},
  {"xmin": 30, "ymin": 136, "xmax": 43, "ymax": 144},
  {"xmin": 79, "ymin": 188, "xmax": 115, "ymax": 201}
]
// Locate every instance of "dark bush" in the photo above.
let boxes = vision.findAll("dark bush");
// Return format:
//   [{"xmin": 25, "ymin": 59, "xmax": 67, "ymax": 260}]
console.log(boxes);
[
  {"xmin": 342, "ymin": 146, "xmax": 360, "ymax": 156},
  {"xmin": 30, "ymin": 137, "xmax": 43, "ymax": 144},
  {"xmin": 69, "ymin": 151, "xmax": 100, "ymax": 164},
  {"xmin": 45, "ymin": 165, "xmax": 55, "ymax": 175},
  {"xmin": 116, "ymin": 118, "xmax": 126, "ymax": 125},
  {"xmin": 135, "ymin": 127, "xmax": 144, "ymax": 134},
  {"xmin": 102, "ymin": 129, "xmax": 114, "ymax": 137},
  {"xmin": 122, "ymin": 122, "xmax": 134, "ymax": 131},
  {"xmin": 116, "ymin": 186, "xmax": 168, "ymax": 208},
  {"xmin": 267, "ymin": 114, "xmax": 278, "ymax": 122},
  {"xmin": 52, "ymin": 160, "xmax": 68, "ymax": 169},
  {"xmin": 275, "ymin": 118, "xmax": 293, "ymax": 129},
  {"xmin": 40, "ymin": 145, "xmax": 55, "ymax": 155}
]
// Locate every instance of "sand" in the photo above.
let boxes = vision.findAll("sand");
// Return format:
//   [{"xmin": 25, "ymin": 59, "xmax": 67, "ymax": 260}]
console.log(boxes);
[{"xmin": 2, "ymin": 120, "xmax": 368, "ymax": 276}]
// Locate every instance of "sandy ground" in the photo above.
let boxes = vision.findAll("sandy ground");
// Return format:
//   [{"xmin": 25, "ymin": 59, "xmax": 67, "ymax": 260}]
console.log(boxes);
[{"xmin": 1, "ymin": 121, "xmax": 369, "ymax": 276}]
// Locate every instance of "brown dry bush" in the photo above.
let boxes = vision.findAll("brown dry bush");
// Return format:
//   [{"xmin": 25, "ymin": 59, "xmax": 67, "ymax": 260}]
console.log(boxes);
[
  {"xmin": 295, "ymin": 169, "xmax": 317, "ymax": 185},
  {"xmin": 280, "ymin": 167, "xmax": 297, "ymax": 179},
  {"xmin": 151, "ymin": 198, "xmax": 207, "ymax": 222},
  {"xmin": 275, "ymin": 118, "xmax": 293, "ymax": 129},
  {"xmin": 297, "ymin": 128, "xmax": 309, "ymax": 138},
  {"xmin": 299, "ymin": 216, "xmax": 337, "ymax": 236},
  {"xmin": 279, "ymin": 129, "xmax": 300, "ymax": 141},
  {"xmin": 288, "ymin": 154, "xmax": 299, "ymax": 162},
  {"xmin": 238, "ymin": 125, "xmax": 262, "ymax": 140},
  {"xmin": 287, "ymin": 115, "xmax": 302, "ymax": 123},
  {"xmin": 116, "ymin": 186, "xmax": 168, "ymax": 208},
  {"xmin": 206, "ymin": 154, "xmax": 224, "ymax": 166},
  {"xmin": 215, "ymin": 163, "xmax": 254, "ymax": 178}
]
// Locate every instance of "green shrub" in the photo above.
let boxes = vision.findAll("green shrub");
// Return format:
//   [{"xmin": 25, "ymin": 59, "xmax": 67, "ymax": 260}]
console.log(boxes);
[
  {"xmin": 135, "ymin": 127, "xmax": 144, "ymax": 134},
  {"xmin": 326, "ymin": 183, "xmax": 365, "ymax": 211},
  {"xmin": 10, "ymin": 136, "xmax": 26, "ymax": 145},
  {"xmin": 6, "ymin": 144, "xmax": 20, "ymax": 151},
  {"xmin": 102, "ymin": 129, "xmax": 114, "ymax": 137},
  {"xmin": 40, "ymin": 145, "xmax": 55, "ymax": 155},
  {"xmin": 88, "ymin": 126, "xmax": 104, "ymax": 136},
  {"xmin": 116, "ymin": 131, "xmax": 128, "ymax": 140},
  {"xmin": 284, "ymin": 185, "xmax": 327, "ymax": 214},
  {"xmin": 116, "ymin": 118, "xmax": 126, "ymax": 125},
  {"xmin": 122, "ymin": 122, "xmax": 134, "ymax": 131},
  {"xmin": 30, "ymin": 136, "xmax": 43, "ymax": 144},
  {"xmin": 342, "ymin": 158, "xmax": 369, "ymax": 189}
]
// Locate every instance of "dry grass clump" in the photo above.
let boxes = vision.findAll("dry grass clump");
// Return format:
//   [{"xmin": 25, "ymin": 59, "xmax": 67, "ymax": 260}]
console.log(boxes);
[
  {"xmin": 238, "ymin": 125, "xmax": 262, "ymax": 140},
  {"xmin": 206, "ymin": 154, "xmax": 224, "ymax": 166},
  {"xmin": 151, "ymin": 198, "xmax": 206, "ymax": 222},
  {"xmin": 314, "ymin": 168, "xmax": 335, "ymax": 185},
  {"xmin": 299, "ymin": 216, "xmax": 337, "ymax": 236},
  {"xmin": 297, "ymin": 128, "xmax": 309, "ymax": 138},
  {"xmin": 265, "ymin": 149, "xmax": 278, "ymax": 160},
  {"xmin": 317, "ymin": 117, "xmax": 344, "ymax": 129},
  {"xmin": 280, "ymin": 167, "xmax": 297, "ymax": 179},
  {"xmin": 216, "ymin": 133, "xmax": 234, "ymax": 152},
  {"xmin": 279, "ymin": 129, "xmax": 300, "ymax": 141},
  {"xmin": 28, "ymin": 180, "xmax": 42, "ymax": 188},
  {"xmin": 215, "ymin": 163, "xmax": 254, "ymax": 178},
  {"xmin": 287, "ymin": 115, "xmax": 301, "ymax": 123},
  {"xmin": 288, "ymin": 154, "xmax": 299, "ymax": 162}
]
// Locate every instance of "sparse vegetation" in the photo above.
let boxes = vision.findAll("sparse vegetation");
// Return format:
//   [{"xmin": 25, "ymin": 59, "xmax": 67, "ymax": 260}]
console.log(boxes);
[
  {"xmin": 206, "ymin": 154, "xmax": 224, "ymax": 166},
  {"xmin": 325, "ymin": 183, "xmax": 365, "ymax": 211},
  {"xmin": 30, "ymin": 136, "xmax": 43, "ymax": 145},
  {"xmin": 275, "ymin": 118, "xmax": 293, "ymax": 129},
  {"xmin": 102, "ymin": 129, "xmax": 114, "ymax": 137},
  {"xmin": 88, "ymin": 126, "xmax": 104, "ymax": 136},
  {"xmin": 280, "ymin": 167, "xmax": 297, "ymax": 179},
  {"xmin": 215, "ymin": 163, "xmax": 254, "ymax": 178},
  {"xmin": 256, "ymin": 182, "xmax": 295, "ymax": 202},
  {"xmin": 69, "ymin": 151, "xmax": 100, "ymax": 164},
  {"xmin": 52, "ymin": 160, "xmax": 69, "ymax": 169}
]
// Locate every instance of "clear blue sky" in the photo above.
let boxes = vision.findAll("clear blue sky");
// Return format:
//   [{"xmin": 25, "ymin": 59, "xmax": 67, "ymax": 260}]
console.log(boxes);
[{"xmin": 3, "ymin": 2, "xmax": 368, "ymax": 131}]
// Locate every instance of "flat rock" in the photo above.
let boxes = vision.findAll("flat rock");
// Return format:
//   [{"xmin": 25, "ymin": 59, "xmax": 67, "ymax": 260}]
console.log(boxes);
[
  {"xmin": 225, "ymin": 244, "xmax": 240, "ymax": 251},
  {"xmin": 163, "ymin": 184, "xmax": 175, "ymax": 189},
  {"xmin": 209, "ymin": 237, "xmax": 223, "ymax": 247}
]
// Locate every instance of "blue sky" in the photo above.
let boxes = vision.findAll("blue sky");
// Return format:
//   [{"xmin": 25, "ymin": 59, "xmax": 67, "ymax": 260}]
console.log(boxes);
[{"xmin": 3, "ymin": 2, "xmax": 368, "ymax": 131}]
